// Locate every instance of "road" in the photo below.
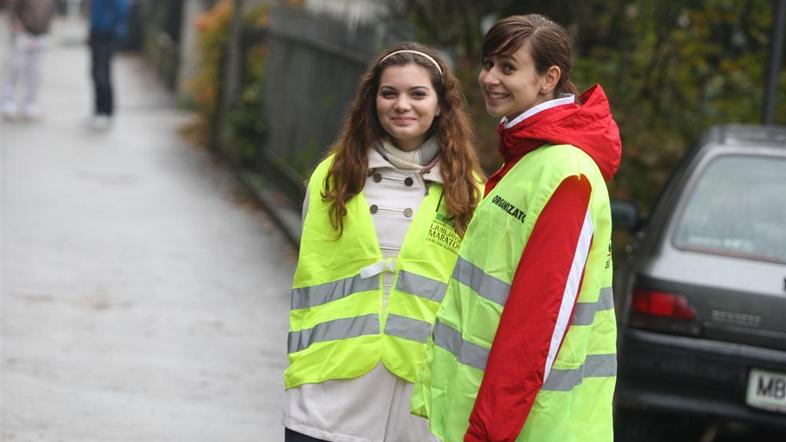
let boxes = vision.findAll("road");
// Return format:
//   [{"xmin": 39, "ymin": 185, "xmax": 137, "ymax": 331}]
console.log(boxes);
[{"xmin": 1, "ymin": 15, "xmax": 295, "ymax": 441}]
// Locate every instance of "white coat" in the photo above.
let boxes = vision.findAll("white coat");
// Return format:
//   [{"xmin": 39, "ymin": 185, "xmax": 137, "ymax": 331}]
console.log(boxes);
[{"xmin": 283, "ymin": 148, "xmax": 441, "ymax": 442}]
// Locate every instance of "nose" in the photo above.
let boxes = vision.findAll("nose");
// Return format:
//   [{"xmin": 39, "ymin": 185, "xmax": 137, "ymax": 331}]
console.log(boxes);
[
  {"xmin": 480, "ymin": 68, "xmax": 500, "ymax": 87},
  {"xmin": 393, "ymin": 95, "xmax": 411, "ymax": 112}
]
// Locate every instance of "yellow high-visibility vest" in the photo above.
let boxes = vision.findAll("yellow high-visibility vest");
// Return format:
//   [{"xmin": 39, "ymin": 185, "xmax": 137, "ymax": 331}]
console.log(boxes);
[
  {"xmin": 286, "ymin": 154, "xmax": 469, "ymax": 389},
  {"xmin": 413, "ymin": 145, "xmax": 616, "ymax": 442}
]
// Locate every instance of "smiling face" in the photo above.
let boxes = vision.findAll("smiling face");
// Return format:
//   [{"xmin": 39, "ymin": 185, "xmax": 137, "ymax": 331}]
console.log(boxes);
[
  {"xmin": 478, "ymin": 43, "xmax": 556, "ymax": 120},
  {"xmin": 375, "ymin": 63, "xmax": 440, "ymax": 151}
]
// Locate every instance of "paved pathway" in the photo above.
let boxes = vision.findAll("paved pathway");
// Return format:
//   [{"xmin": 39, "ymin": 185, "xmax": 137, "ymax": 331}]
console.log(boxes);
[{"xmin": 1, "ymin": 16, "xmax": 294, "ymax": 441}]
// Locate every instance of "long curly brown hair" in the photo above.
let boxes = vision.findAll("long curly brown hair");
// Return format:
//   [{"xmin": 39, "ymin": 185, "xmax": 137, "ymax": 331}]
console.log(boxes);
[{"xmin": 321, "ymin": 42, "xmax": 483, "ymax": 237}]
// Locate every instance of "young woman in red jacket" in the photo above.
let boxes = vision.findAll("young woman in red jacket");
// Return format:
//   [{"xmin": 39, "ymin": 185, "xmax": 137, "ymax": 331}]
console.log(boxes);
[{"xmin": 412, "ymin": 14, "xmax": 622, "ymax": 442}]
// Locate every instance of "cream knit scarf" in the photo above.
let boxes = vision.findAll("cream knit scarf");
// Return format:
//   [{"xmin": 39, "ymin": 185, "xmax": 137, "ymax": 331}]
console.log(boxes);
[{"xmin": 375, "ymin": 136, "xmax": 440, "ymax": 171}]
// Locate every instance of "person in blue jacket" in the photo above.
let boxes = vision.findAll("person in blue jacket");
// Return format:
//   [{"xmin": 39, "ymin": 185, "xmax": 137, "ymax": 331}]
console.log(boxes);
[{"xmin": 88, "ymin": 0, "xmax": 128, "ymax": 129}]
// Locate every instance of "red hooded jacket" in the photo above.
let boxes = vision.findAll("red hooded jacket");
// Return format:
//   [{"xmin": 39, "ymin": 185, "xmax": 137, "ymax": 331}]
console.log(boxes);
[{"xmin": 465, "ymin": 85, "xmax": 621, "ymax": 442}]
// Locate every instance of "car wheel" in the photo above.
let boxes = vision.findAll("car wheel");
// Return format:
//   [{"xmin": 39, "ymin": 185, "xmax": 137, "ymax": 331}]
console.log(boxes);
[{"xmin": 615, "ymin": 409, "xmax": 663, "ymax": 442}]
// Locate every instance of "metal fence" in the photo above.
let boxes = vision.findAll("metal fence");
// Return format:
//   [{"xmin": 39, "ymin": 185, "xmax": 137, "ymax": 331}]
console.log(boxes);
[
  {"xmin": 139, "ymin": 3, "xmax": 412, "ymax": 243},
  {"xmin": 138, "ymin": 0, "xmax": 185, "ymax": 90},
  {"xmin": 257, "ymin": 6, "xmax": 381, "ymax": 202}
]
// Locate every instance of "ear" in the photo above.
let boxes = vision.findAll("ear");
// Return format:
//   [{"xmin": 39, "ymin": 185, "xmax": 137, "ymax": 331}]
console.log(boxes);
[
  {"xmin": 436, "ymin": 105, "xmax": 441, "ymax": 117},
  {"xmin": 540, "ymin": 65, "xmax": 561, "ymax": 96}
]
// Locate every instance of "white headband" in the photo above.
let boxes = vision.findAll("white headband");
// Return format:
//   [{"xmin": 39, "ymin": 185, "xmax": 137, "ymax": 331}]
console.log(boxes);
[{"xmin": 378, "ymin": 50, "xmax": 443, "ymax": 76}]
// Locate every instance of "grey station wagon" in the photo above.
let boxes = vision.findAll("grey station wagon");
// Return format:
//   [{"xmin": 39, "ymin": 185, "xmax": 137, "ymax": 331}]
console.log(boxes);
[{"xmin": 613, "ymin": 124, "xmax": 786, "ymax": 441}]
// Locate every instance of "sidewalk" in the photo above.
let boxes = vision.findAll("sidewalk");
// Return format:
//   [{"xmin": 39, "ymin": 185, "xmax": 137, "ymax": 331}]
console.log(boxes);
[{"xmin": 1, "ymin": 15, "xmax": 294, "ymax": 441}]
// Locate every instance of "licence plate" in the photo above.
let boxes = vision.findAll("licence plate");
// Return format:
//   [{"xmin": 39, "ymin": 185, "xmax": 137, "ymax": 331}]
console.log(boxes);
[{"xmin": 746, "ymin": 368, "xmax": 786, "ymax": 413}]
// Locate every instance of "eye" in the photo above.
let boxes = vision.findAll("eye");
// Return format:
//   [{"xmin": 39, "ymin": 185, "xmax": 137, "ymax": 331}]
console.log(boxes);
[
  {"xmin": 501, "ymin": 63, "xmax": 515, "ymax": 74},
  {"xmin": 411, "ymin": 90, "xmax": 429, "ymax": 99},
  {"xmin": 380, "ymin": 90, "xmax": 397, "ymax": 98},
  {"xmin": 482, "ymin": 59, "xmax": 493, "ymax": 70}
]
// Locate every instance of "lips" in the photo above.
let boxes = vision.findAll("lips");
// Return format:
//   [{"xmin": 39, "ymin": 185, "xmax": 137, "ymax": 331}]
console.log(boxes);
[
  {"xmin": 485, "ymin": 91, "xmax": 509, "ymax": 100},
  {"xmin": 391, "ymin": 116, "xmax": 416, "ymax": 126}
]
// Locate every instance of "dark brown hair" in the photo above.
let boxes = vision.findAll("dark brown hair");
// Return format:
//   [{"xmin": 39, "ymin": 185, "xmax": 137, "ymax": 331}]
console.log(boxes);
[
  {"xmin": 482, "ymin": 14, "xmax": 577, "ymax": 98},
  {"xmin": 321, "ymin": 42, "xmax": 483, "ymax": 237}
]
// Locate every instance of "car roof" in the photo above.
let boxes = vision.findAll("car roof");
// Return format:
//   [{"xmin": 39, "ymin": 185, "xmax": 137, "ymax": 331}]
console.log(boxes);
[{"xmin": 701, "ymin": 124, "xmax": 786, "ymax": 149}]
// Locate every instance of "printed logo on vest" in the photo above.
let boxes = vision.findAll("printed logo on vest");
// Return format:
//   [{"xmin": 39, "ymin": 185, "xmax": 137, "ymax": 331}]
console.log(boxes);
[
  {"xmin": 427, "ymin": 213, "xmax": 461, "ymax": 253},
  {"xmin": 491, "ymin": 195, "xmax": 526, "ymax": 223}
]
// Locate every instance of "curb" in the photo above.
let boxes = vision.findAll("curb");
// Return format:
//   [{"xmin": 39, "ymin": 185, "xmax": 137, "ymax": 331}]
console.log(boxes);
[{"xmin": 232, "ymin": 166, "xmax": 302, "ymax": 249}]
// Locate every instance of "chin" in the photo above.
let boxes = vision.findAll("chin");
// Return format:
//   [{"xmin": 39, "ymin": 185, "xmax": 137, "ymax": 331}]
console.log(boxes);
[{"xmin": 484, "ymin": 105, "xmax": 505, "ymax": 118}]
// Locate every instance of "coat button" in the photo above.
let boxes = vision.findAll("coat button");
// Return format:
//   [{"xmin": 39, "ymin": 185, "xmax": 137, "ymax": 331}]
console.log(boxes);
[
  {"xmin": 404, "ymin": 177, "xmax": 414, "ymax": 186},
  {"xmin": 403, "ymin": 208, "xmax": 413, "ymax": 217},
  {"xmin": 370, "ymin": 204, "xmax": 378, "ymax": 214},
  {"xmin": 373, "ymin": 173, "xmax": 382, "ymax": 183}
]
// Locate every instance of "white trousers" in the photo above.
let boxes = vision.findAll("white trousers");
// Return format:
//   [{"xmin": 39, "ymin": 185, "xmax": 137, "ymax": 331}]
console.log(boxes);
[{"xmin": 1, "ymin": 32, "xmax": 47, "ymax": 110}]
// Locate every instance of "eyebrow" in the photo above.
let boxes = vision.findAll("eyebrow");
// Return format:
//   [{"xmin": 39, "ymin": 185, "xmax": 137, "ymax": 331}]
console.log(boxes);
[
  {"xmin": 494, "ymin": 54, "xmax": 518, "ymax": 64},
  {"xmin": 484, "ymin": 49, "xmax": 520, "ymax": 62},
  {"xmin": 379, "ymin": 85, "xmax": 433, "ymax": 91}
]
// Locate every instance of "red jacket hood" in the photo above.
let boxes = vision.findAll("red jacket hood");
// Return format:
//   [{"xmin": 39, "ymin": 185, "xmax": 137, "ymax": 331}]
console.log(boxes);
[{"xmin": 496, "ymin": 84, "xmax": 622, "ymax": 181}]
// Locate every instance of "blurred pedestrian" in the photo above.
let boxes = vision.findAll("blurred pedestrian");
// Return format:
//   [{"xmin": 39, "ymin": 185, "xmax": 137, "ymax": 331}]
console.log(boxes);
[
  {"xmin": 413, "ymin": 14, "xmax": 622, "ymax": 442},
  {"xmin": 87, "ymin": 0, "xmax": 128, "ymax": 130},
  {"xmin": 283, "ymin": 42, "xmax": 483, "ymax": 442},
  {"xmin": 1, "ymin": 0, "xmax": 55, "ymax": 120}
]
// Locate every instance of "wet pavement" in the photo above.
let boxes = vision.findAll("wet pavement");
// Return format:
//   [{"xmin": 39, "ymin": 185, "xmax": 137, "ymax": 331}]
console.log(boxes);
[{"xmin": 1, "ymin": 16, "xmax": 294, "ymax": 441}]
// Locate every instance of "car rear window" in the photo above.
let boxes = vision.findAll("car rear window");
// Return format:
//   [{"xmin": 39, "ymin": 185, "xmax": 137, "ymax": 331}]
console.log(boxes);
[{"xmin": 673, "ymin": 153, "xmax": 786, "ymax": 264}]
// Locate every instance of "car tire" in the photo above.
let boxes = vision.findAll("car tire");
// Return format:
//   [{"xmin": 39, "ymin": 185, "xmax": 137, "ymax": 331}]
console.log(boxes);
[{"xmin": 615, "ymin": 409, "xmax": 663, "ymax": 442}]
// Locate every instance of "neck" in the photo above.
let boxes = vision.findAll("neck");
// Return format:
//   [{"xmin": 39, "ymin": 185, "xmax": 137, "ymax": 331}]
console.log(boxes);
[{"xmin": 392, "ymin": 136, "xmax": 424, "ymax": 152}]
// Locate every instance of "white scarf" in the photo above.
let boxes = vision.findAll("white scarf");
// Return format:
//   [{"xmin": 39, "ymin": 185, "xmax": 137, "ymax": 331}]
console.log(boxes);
[{"xmin": 375, "ymin": 136, "xmax": 439, "ymax": 171}]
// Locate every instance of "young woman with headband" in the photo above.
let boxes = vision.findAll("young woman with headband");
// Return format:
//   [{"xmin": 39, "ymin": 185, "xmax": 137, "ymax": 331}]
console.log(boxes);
[
  {"xmin": 413, "ymin": 14, "xmax": 622, "ymax": 442},
  {"xmin": 282, "ymin": 42, "xmax": 483, "ymax": 442}
]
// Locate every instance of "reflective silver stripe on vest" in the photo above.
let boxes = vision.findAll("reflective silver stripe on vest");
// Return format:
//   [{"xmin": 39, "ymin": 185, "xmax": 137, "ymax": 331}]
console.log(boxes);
[
  {"xmin": 384, "ymin": 314, "xmax": 432, "ymax": 343},
  {"xmin": 291, "ymin": 274, "xmax": 378, "ymax": 310},
  {"xmin": 542, "ymin": 353, "xmax": 617, "ymax": 391},
  {"xmin": 288, "ymin": 314, "xmax": 380, "ymax": 354},
  {"xmin": 432, "ymin": 320, "xmax": 489, "ymax": 371},
  {"xmin": 571, "ymin": 287, "xmax": 614, "ymax": 326},
  {"xmin": 395, "ymin": 271, "xmax": 448, "ymax": 302},
  {"xmin": 452, "ymin": 256, "xmax": 511, "ymax": 306}
]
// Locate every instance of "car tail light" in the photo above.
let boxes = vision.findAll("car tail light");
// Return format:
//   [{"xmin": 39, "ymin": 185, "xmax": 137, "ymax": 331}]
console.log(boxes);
[
  {"xmin": 632, "ymin": 289, "xmax": 696, "ymax": 320},
  {"xmin": 630, "ymin": 288, "xmax": 701, "ymax": 335}
]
